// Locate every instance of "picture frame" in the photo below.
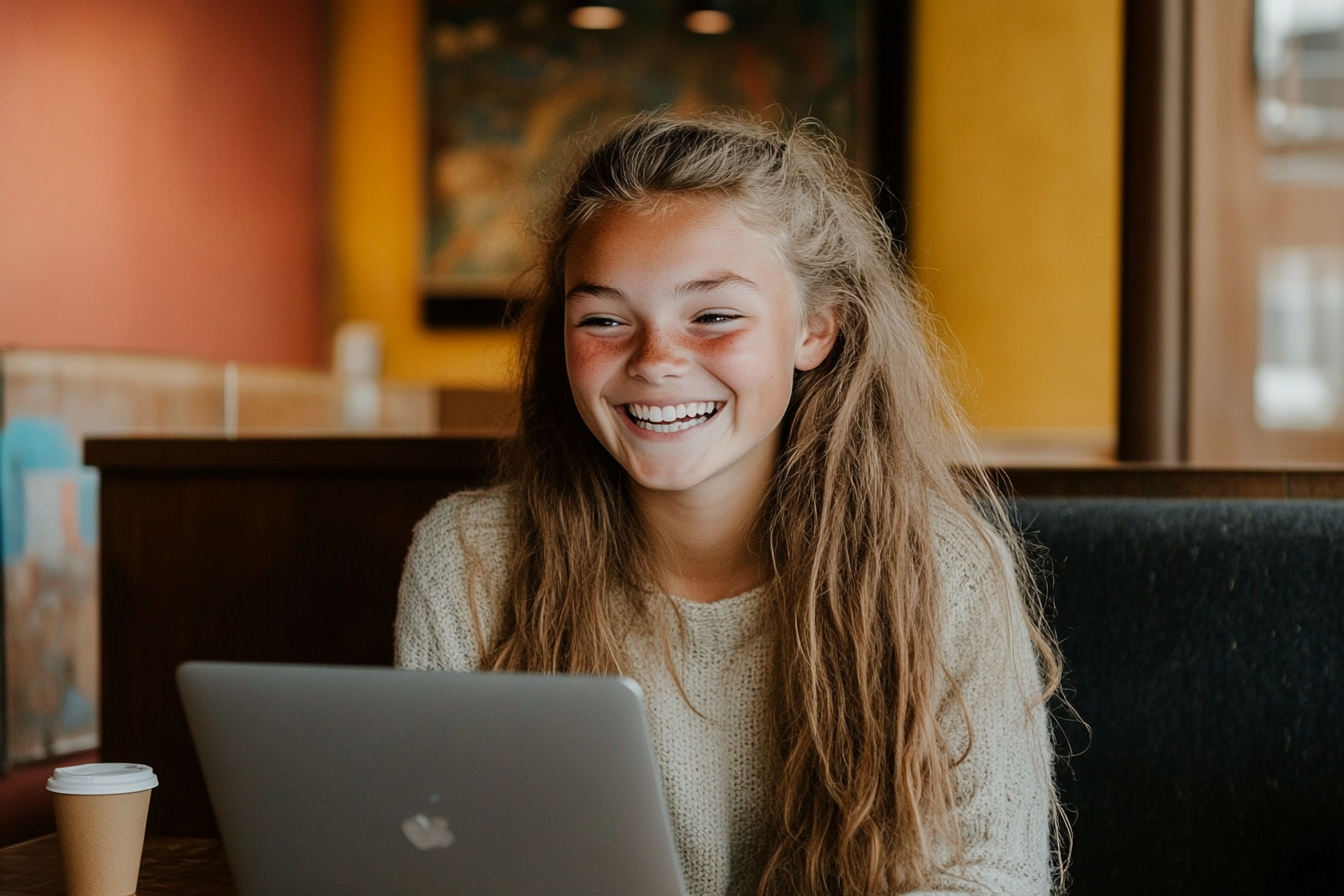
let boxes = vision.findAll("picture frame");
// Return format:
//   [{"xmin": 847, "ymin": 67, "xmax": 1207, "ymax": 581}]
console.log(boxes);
[{"xmin": 421, "ymin": 0, "xmax": 873, "ymax": 327}]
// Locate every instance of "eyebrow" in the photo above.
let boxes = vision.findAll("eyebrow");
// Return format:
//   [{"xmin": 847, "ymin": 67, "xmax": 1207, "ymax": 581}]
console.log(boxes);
[
  {"xmin": 565, "ymin": 282, "xmax": 626, "ymax": 302},
  {"xmin": 564, "ymin": 273, "xmax": 760, "ymax": 302},
  {"xmin": 675, "ymin": 273, "xmax": 761, "ymax": 296}
]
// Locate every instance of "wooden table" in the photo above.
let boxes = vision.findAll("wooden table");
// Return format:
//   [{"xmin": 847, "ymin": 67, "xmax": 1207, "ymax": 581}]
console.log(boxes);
[{"xmin": 0, "ymin": 835, "xmax": 233, "ymax": 896}]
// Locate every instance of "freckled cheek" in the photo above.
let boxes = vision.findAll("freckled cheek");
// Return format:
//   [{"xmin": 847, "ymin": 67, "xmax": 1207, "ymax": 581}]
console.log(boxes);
[{"xmin": 565, "ymin": 334, "xmax": 628, "ymax": 397}]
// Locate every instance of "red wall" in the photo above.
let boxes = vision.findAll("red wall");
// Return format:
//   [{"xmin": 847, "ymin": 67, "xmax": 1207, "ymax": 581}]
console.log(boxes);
[{"xmin": 0, "ymin": 0, "xmax": 324, "ymax": 366}]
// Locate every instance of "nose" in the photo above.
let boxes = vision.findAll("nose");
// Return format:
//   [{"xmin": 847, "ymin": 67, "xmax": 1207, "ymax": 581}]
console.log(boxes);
[{"xmin": 626, "ymin": 324, "xmax": 688, "ymax": 382}]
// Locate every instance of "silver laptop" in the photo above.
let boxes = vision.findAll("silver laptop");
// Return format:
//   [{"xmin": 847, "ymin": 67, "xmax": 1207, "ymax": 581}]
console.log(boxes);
[{"xmin": 177, "ymin": 661, "xmax": 687, "ymax": 896}]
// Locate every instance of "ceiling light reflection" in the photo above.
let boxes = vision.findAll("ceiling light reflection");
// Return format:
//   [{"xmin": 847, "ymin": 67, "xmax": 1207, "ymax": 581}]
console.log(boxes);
[
  {"xmin": 684, "ymin": 9, "xmax": 733, "ymax": 34},
  {"xmin": 569, "ymin": 5, "xmax": 625, "ymax": 29}
]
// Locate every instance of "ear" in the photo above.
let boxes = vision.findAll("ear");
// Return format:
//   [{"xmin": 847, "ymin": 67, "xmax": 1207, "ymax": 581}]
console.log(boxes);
[{"xmin": 794, "ymin": 304, "xmax": 840, "ymax": 372}]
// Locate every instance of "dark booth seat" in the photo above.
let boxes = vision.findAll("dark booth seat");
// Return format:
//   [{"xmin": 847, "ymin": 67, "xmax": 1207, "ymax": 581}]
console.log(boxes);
[
  {"xmin": 82, "ymin": 440, "xmax": 1344, "ymax": 893},
  {"xmin": 1014, "ymin": 499, "xmax": 1344, "ymax": 895}
]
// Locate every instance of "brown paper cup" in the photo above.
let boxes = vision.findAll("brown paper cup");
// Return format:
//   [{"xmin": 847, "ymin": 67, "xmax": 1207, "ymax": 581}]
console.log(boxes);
[{"xmin": 52, "ymin": 789, "xmax": 152, "ymax": 896}]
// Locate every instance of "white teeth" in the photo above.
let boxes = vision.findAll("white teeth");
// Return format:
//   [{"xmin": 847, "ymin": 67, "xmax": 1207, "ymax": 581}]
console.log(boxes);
[{"xmin": 625, "ymin": 401, "xmax": 720, "ymax": 431}]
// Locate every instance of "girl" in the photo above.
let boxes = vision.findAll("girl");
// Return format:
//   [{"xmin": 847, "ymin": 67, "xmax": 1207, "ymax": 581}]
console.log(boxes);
[{"xmin": 396, "ymin": 113, "xmax": 1059, "ymax": 896}]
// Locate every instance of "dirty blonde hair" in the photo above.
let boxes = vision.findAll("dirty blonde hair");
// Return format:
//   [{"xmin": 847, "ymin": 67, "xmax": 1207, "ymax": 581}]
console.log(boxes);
[{"xmin": 483, "ymin": 111, "xmax": 1061, "ymax": 894}]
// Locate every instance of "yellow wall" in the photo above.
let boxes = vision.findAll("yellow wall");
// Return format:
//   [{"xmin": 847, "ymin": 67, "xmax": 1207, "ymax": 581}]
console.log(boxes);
[
  {"xmin": 911, "ymin": 0, "xmax": 1122, "ymax": 435},
  {"xmin": 329, "ymin": 0, "xmax": 1122, "ymax": 410},
  {"xmin": 329, "ymin": 0, "xmax": 517, "ymax": 389}
]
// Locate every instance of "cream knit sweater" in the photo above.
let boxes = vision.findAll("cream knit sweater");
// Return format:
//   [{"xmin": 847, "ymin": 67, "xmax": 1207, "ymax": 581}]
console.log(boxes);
[{"xmin": 395, "ymin": 487, "xmax": 1053, "ymax": 896}]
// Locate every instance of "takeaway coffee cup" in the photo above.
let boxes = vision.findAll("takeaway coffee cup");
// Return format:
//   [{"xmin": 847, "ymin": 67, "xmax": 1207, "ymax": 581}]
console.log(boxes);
[{"xmin": 46, "ymin": 763, "xmax": 159, "ymax": 896}]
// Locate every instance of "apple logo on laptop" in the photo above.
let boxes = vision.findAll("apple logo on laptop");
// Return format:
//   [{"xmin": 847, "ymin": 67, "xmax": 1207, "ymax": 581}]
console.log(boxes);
[{"xmin": 401, "ymin": 813, "xmax": 455, "ymax": 851}]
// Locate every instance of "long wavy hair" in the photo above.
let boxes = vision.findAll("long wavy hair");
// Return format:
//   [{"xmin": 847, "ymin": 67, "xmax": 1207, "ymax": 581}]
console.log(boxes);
[{"xmin": 481, "ymin": 111, "xmax": 1061, "ymax": 894}]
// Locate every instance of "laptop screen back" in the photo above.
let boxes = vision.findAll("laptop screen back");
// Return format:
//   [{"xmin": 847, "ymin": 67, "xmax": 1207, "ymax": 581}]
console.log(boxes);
[{"xmin": 178, "ymin": 662, "xmax": 686, "ymax": 896}]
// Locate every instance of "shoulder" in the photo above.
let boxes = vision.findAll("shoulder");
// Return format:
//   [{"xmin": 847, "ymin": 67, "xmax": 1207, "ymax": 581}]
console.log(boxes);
[
  {"xmin": 405, "ymin": 484, "xmax": 514, "ymax": 596},
  {"xmin": 929, "ymin": 496, "xmax": 1010, "ymax": 604},
  {"xmin": 405, "ymin": 486, "xmax": 513, "ymax": 581},
  {"xmin": 412, "ymin": 485, "xmax": 513, "ymax": 550},
  {"xmin": 396, "ymin": 485, "xmax": 514, "ymax": 671},
  {"xmin": 928, "ymin": 496, "xmax": 1036, "ymax": 686}
]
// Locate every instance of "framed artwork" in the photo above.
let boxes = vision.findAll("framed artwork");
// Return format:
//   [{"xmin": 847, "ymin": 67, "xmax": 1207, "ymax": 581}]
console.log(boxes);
[{"xmin": 422, "ymin": 0, "xmax": 870, "ymax": 324}]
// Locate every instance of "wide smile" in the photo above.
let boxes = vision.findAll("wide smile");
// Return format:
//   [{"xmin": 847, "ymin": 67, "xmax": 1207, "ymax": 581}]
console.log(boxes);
[{"xmin": 622, "ymin": 401, "xmax": 722, "ymax": 434}]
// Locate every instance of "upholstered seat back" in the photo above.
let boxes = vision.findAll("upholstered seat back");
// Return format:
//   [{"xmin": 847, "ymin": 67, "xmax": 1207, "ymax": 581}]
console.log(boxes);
[{"xmin": 1012, "ymin": 499, "xmax": 1344, "ymax": 895}]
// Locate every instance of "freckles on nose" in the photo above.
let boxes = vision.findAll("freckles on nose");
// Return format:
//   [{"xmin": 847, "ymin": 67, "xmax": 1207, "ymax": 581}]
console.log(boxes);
[{"xmin": 629, "ymin": 329, "xmax": 677, "ymax": 370}]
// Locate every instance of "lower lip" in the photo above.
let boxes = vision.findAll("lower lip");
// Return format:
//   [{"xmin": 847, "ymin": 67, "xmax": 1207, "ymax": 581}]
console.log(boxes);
[{"xmin": 618, "ymin": 406, "xmax": 720, "ymax": 439}]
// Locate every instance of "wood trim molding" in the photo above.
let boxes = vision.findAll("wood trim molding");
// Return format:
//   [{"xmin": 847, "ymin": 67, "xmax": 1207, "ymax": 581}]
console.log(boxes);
[
  {"xmin": 995, "ymin": 465, "xmax": 1344, "ymax": 498},
  {"xmin": 85, "ymin": 435, "xmax": 1344, "ymax": 497},
  {"xmin": 84, "ymin": 437, "xmax": 506, "ymax": 474},
  {"xmin": 1118, "ymin": 0, "xmax": 1192, "ymax": 462}
]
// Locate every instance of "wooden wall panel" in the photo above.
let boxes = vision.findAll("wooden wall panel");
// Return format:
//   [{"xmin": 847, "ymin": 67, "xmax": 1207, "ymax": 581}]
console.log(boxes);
[{"xmin": 92, "ymin": 438, "xmax": 498, "ymax": 836}]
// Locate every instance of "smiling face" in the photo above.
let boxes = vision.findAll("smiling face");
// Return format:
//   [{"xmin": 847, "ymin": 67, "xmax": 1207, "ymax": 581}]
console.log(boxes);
[{"xmin": 563, "ymin": 198, "xmax": 837, "ymax": 500}]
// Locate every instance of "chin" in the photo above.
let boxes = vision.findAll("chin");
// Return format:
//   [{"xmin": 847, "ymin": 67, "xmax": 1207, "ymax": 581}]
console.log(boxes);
[{"xmin": 623, "ymin": 463, "xmax": 713, "ymax": 493}]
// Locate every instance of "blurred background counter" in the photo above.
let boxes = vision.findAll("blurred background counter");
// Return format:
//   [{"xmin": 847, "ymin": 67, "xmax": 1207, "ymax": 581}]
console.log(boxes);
[{"xmin": 0, "ymin": 348, "xmax": 514, "ymax": 846}]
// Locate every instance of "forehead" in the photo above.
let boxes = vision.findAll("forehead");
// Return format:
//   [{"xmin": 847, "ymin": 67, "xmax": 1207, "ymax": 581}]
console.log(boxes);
[{"xmin": 563, "ymin": 197, "xmax": 792, "ymax": 291}]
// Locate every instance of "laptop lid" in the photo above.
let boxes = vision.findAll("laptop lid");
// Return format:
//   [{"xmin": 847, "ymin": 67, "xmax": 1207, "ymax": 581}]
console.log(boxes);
[{"xmin": 178, "ymin": 661, "xmax": 687, "ymax": 896}]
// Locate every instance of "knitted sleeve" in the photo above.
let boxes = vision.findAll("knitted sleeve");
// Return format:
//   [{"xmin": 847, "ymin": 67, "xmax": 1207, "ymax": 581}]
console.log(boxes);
[
  {"xmin": 393, "ymin": 487, "xmax": 512, "ymax": 672},
  {"xmin": 913, "ymin": 508, "xmax": 1055, "ymax": 896}
]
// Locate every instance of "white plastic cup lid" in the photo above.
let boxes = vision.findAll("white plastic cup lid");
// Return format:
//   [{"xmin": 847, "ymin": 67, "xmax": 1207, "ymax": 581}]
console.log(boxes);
[{"xmin": 47, "ymin": 763, "xmax": 159, "ymax": 795}]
